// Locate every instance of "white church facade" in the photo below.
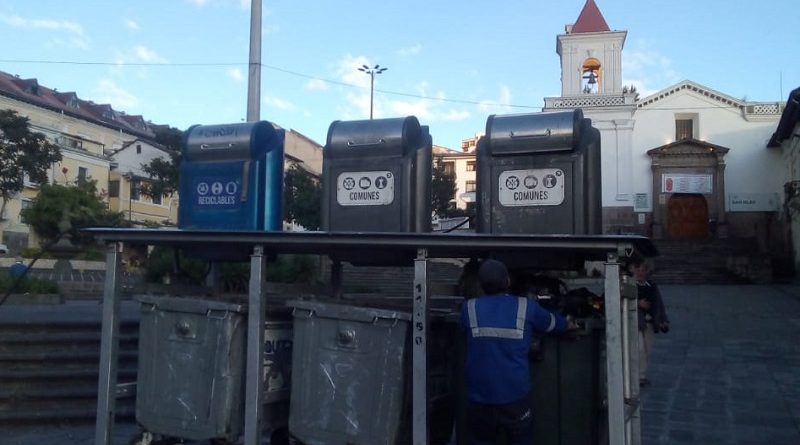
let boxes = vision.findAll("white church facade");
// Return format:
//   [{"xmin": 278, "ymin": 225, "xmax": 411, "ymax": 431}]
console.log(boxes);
[{"xmin": 544, "ymin": 0, "xmax": 786, "ymax": 244}]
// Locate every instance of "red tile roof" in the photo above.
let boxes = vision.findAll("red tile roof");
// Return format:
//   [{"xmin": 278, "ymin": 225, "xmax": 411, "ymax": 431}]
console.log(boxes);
[
  {"xmin": 570, "ymin": 0, "xmax": 610, "ymax": 33},
  {"xmin": 0, "ymin": 70, "xmax": 156, "ymax": 139}
]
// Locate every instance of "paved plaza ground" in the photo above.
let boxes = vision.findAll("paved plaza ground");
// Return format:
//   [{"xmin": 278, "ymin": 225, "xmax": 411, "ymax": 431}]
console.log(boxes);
[{"xmin": 5, "ymin": 284, "xmax": 800, "ymax": 444}]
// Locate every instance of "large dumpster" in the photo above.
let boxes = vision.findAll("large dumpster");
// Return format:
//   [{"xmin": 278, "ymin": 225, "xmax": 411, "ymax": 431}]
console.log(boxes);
[
  {"xmin": 287, "ymin": 299, "xmax": 457, "ymax": 445},
  {"xmin": 135, "ymin": 295, "xmax": 247, "ymax": 441},
  {"xmin": 529, "ymin": 319, "xmax": 605, "ymax": 445},
  {"xmin": 134, "ymin": 295, "xmax": 293, "ymax": 443}
]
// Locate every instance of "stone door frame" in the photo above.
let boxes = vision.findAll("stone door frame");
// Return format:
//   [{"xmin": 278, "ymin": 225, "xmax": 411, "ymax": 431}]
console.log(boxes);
[{"xmin": 647, "ymin": 139, "xmax": 729, "ymax": 239}]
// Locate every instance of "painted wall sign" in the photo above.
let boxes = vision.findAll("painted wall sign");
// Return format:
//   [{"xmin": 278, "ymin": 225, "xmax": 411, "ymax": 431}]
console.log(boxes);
[
  {"xmin": 662, "ymin": 174, "xmax": 712, "ymax": 194},
  {"xmin": 728, "ymin": 192, "xmax": 779, "ymax": 212}
]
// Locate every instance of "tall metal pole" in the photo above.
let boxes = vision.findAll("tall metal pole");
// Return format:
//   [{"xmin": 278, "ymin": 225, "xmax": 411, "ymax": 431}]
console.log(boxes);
[
  {"xmin": 369, "ymin": 72, "xmax": 375, "ymax": 120},
  {"xmin": 246, "ymin": 0, "xmax": 262, "ymax": 122},
  {"xmin": 358, "ymin": 64, "xmax": 386, "ymax": 120}
]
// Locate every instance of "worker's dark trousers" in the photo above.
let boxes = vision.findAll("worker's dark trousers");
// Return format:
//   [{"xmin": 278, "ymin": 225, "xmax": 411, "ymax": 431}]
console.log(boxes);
[{"xmin": 465, "ymin": 397, "xmax": 533, "ymax": 445}]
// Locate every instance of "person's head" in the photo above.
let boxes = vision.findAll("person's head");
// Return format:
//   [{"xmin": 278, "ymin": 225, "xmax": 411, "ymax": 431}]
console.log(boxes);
[
  {"xmin": 630, "ymin": 259, "xmax": 649, "ymax": 282},
  {"xmin": 478, "ymin": 259, "xmax": 510, "ymax": 295}
]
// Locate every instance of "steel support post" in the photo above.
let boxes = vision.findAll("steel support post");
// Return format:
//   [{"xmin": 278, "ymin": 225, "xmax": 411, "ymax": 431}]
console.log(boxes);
[
  {"xmin": 243, "ymin": 245, "xmax": 267, "ymax": 445},
  {"xmin": 95, "ymin": 242, "xmax": 122, "ymax": 445},
  {"xmin": 604, "ymin": 253, "xmax": 625, "ymax": 445},
  {"xmin": 412, "ymin": 248, "xmax": 429, "ymax": 445},
  {"xmin": 622, "ymin": 275, "xmax": 642, "ymax": 445}
]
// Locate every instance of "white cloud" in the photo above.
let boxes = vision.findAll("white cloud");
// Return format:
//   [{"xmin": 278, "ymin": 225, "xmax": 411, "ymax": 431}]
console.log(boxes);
[
  {"xmin": 397, "ymin": 44, "xmax": 422, "ymax": 57},
  {"xmin": 134, "ymin": 46, "xmax": 167, "ymax": 64},
  {"xmin": 1, "ymin": 14, "xmax": 84, "ymax": 35},
  {"xmin": 478, "ymin": 85, "xmax": 513, "ymax": 113},
  {"xmin": 305, "ymin": 78, "xmax": 328, "ymax": 91},
  {"xmin": 124, "ymin": 19, "xmax": 140, "ymax": 31},
  {"xmin": 2, "ymin": 13, "xmax": 89, "ymax": 49},
  {"xmin": 114, "ymin": 46, "xmax": 168, "ymax": 65},
  {"xmin": 334, "ymin": 54, "xmax": 374, "ymax": 119},
  {"xmin": 623, "ymin": 40, "xmax": 681, "ymax": 97},
  {"xmin": 264, "ymin": 96, "xmax": 296, "ymax": 112},
  {"xmin": 441, "ymin": 109, "xmax": 471, "ymax": 121},
  {"xmin": 227, "ymin": 68, "xmax": 244, "ymax": 82},
  {"xmin": 186, "ymin": 0, "xmax": 252, "ymax": 8},
  {"xmin": 92, "ymin": 80, "xmax": 139, "ymax": 110}
]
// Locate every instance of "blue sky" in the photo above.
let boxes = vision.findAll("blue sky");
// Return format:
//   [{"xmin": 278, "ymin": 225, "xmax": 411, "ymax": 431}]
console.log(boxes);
[{"xmin": 0, "ymin": 0, "xmax": 797, "ymax": 150}]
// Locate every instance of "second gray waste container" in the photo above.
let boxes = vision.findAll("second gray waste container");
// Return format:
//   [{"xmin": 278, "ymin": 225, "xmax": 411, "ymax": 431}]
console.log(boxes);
[{"xmin": 287, "ymin": 300, "xmax": 411, "ymax": 445}]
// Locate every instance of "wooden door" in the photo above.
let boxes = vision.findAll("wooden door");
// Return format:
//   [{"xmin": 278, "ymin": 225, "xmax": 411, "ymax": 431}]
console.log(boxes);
[{"xmin": 667, "ymin": 194, "xmax": 708, "ymax": 239}]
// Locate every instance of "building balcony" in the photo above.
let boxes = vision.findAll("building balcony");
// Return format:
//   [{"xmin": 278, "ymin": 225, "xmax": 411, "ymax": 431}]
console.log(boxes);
[{"xmin": 543, "ymin": 93, "xmax": 638, "ymax": 110}]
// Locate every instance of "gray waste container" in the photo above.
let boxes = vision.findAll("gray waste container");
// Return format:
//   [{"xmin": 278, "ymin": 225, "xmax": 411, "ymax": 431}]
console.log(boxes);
[
  {"xmin": 321, "ymin": 116, "xmax": 432, "ymax": 233},
  {"xmin": 135, "ymin": 296, "xmax": 294, "ymax": 442},
  {"xmin": 287, "ymin": 300, "xmax": 412, "ymax": 445},
  {"xmin": 135, "ymin": 295, "xmax": 247, "ymax": 441},
  {"xmin": 476, "ymin": 109, "xmax": 602, "ymax": 235}
]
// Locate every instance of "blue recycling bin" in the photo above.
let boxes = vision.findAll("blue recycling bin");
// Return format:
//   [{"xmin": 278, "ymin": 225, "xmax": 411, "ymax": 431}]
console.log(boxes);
[{"xmin": 178, "ymin": 121, "xmax": 284, "ymax": 231}]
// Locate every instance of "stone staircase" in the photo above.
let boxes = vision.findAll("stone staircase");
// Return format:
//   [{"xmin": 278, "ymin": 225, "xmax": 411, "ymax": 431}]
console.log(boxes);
[
  {"xmin": 0, "ymin": 302, "xmax": 140, "ymax": 427},
  {"xmin": 649, "ymin": 238, "xmax": 762, "ymax": 284}
]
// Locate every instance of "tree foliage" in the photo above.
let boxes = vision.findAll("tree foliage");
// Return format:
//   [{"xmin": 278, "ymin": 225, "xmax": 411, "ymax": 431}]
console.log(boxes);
[
  {"xmin": 431, "ymin": 159, "xmax": 457, "ymax": 218},
  {"xmin": 284, "ymin": 163, "xmax": 321, "ymax": 230},
  {"xmin": 21, "ymin": 182, "xmax": 128, "ymax": 246},
  {"xmin": 0, "ymin": 109, "xmax": 61, "ymax": 218},
  {"xmin": 140, "ymin": 126, "xmax": 183, "ymax": 200}
]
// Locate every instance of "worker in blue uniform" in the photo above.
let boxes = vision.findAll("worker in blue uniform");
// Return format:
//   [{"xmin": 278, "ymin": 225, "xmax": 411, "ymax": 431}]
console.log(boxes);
[{"xmin": 461, "ymin": 259, "xmax": 574, "ymax": 445}]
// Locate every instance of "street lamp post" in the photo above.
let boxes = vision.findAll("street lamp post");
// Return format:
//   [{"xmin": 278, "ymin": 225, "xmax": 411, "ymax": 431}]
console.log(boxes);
[{"xmin": 358, "ymin": 64, "xmax": 387, "ymax": 119}]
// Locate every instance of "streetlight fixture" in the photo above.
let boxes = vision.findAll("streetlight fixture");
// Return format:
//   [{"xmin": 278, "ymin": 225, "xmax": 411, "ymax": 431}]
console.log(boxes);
[{"xmin": 358, "ymin": 64, "xmax": 387, "ymax": 119}]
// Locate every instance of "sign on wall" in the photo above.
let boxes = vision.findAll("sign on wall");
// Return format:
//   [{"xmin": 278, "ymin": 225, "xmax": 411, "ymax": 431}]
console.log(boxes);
[
  {"xmin": 661, "ymin": 174, "xmax": 712, "ymax": 194},
  {"xmin": 728, "ymin": 193, "xmax": 779, "ymax": 212},
  {"xmin": 633, "ymin": 193, "xmax": 650, "ymax": 211}
]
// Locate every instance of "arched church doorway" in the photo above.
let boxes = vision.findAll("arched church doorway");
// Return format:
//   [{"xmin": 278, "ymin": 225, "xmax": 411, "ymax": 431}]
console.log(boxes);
[{"xmin": 667, "ymin": 194, "xmax": 708, "ymax": 239}]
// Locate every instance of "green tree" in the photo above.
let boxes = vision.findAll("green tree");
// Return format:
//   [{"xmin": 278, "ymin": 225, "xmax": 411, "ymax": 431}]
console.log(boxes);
[
  {"xmin": 140, "ymin": 125, "xmax": 183, "ymax": 200},
  {"xmin": 0, "ymin": 109, "xmax": 61, "ymax": 220},
  {"xmin": 284, "ymin": 163, "xmax": 321, "ymax": 230},
  {"xmin": 21, "ymin": 182, "xmax": 127, "ymax": 246},
  {"xmin": 431, "ymin": 159, "xmax": 457, "ymax": 217}
]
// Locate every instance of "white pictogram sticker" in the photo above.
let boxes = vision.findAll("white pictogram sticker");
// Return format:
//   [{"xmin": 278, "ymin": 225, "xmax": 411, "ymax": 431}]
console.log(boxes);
[
  {"xmin": 498, "ymin": 168, "xmax": 565, "ymax": 206},
  {"xmin": 337, "ymin": 171, "xmax": 394, "ymax": 206}
]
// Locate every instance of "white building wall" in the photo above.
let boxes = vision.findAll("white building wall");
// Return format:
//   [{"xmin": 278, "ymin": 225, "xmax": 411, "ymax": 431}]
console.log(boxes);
[
  {"xmin": 583, "ymin": 108, "xmax": 635, "ymax": 207},
  {"xmin": 631, "ymin": 91, "xmax": 783, "ymax": 211}
]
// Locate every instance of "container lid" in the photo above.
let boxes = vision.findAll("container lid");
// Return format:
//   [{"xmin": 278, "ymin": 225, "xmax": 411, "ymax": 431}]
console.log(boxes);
[
  {"xmin": 287, "ymin": 299, "xmax": 411, "ymax": 322},
  {"xmin": 135, "ymin": 295, "xmax": 246, "ymax": 314}
]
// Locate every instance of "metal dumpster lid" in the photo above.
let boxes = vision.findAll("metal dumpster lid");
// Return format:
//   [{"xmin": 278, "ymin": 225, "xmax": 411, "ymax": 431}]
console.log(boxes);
[
  {"xmin": 287, "ymin": 299, "xmax": 412, "ymax": 322},
  {"xmin": 135, "ymin": 295, "xmax": 247, "ymax": 314}
]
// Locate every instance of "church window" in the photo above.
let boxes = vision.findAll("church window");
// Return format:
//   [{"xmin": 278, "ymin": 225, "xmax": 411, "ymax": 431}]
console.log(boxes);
[{"xmin": 675, "ymin": 114, "xmax": 698, "ymax": 140}]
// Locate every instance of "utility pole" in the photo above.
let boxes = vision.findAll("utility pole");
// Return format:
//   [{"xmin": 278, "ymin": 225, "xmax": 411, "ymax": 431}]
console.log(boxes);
[{"xmin": 246, "ymin": 0, "xmax": 262, "ymax": 122}]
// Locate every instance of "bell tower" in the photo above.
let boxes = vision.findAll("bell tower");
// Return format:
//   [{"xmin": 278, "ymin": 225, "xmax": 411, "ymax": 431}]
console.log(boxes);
[{"xmin": 557, "ymin": 0, "xmax": 626, "ymax": 96}]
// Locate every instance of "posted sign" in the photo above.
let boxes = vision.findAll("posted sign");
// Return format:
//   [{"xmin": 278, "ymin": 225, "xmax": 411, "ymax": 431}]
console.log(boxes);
[
  {"xmin": 336, "ymin": 171, "xmax": 395, "ymax": 206},
  {"xmin": 194, "ymin": 177, "xmax": 240, "ymax": 208},
  {"xmin": 498, "ymin": 168, "xmax": 565, "ymax": 206}
]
